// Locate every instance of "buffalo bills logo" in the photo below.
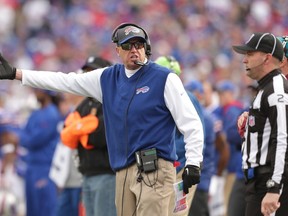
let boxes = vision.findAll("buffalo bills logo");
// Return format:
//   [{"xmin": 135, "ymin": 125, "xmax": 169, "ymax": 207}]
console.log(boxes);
[
  {"xmin": 136, "ymin": 86, "xmax": 149, "ymax": 95},
  {"xmin": 124, "ymin": 27, "xmax": 141, "ymax": 35}
]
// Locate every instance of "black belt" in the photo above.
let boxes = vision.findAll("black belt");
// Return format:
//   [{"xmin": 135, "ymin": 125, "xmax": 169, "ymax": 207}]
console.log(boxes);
[{"xmin": 243, "ymin": 166, "xmax": 271, "ymax": 182}]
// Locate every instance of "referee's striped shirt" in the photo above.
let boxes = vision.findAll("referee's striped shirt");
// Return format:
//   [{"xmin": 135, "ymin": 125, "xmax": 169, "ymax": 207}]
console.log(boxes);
[{"xmin": 242, "ymin": 69, "xmax": 288, "ymax": 184}]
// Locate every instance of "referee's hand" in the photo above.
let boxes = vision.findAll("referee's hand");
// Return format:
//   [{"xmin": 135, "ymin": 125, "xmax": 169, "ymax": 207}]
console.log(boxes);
[
  {"xmin": 237, "ymin": 111, "xmax": 248, "ymax": 138},
  {"xmin": 261, "ymin": 193, "xmax": 280, "ymax": 216}
]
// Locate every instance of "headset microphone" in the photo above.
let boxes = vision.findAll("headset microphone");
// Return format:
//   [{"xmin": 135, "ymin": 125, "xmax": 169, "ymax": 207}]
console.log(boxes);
[
  {"xmin": 134, "ymin": 60, "xmax": 146, "ymax": 66},
  {"xmin": 246, "ymin": 59, "xmax": 266, "ymax": 71}
]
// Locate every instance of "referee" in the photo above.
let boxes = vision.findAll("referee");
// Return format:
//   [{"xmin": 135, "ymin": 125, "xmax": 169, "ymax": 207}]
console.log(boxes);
[{"xmin": 233, "ymin": 32, "xmax": 288, "ymax": 216}]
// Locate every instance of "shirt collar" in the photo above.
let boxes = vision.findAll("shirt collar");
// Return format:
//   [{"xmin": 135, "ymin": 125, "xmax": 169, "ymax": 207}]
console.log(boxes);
[{"xmin": 257, "ymin": 69, "xmax": 282, "ymax": 90}]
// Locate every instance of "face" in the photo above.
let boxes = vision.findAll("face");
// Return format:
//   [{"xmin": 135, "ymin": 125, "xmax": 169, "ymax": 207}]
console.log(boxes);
[
  {"xmin": 218, "ymin": 91, "xmax": 229, "ymax": 106},
  {"xmin": 218, "ymin": 91, "xmax": 232, "ymax": 106},
  {"xmin": 116, "ymin": 38, "xmax": 146, "ymax": 70},
  {"xmin": 202, "ymin": 81, "xmax": 213, "ymax": 107},
  {"xmin": 33, "ymin": 89, "xmax": 49, "ymax": 105},
  {"xmin": 193, "ymin": 91, "xmax": 204, "ymax": 104},
  {"xmin": 242, "ymin": 51, "xmax": 268, "ymax": 80}
]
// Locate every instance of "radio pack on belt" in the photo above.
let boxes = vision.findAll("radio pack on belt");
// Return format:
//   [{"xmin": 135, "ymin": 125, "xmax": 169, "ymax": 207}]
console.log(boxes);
[{"xmin": 135, "ymin": 148, "xmax": 158, "ymax": 173}]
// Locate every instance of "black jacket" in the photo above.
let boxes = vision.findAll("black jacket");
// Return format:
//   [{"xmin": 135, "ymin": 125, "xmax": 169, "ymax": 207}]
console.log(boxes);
[{"xmin": 76, "ymin": 97, "xmax": 114, "ymax": 176}]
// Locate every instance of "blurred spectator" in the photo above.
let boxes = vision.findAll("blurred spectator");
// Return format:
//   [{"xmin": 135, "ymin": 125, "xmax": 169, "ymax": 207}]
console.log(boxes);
[
  {"xmin": 49, "ymin": 91, "xmax": 83, "ymax": 216},
  {"xmin": 184, "ymin": 80, "xmax": 216, "ymax": 216},
  {"xmin": 277, "ymin": 35, "xmax": 288, "ymax": 78},
  {"xmin": 201, "ymin": 80, "xmax": 230, "ymax": 216},
  {"xmin": 19, "ymin": 89, "xmax": 63, "ymax": 216},
  {"xmin": 226, "ymin": 82, "xmax": 258, "ymax": 216},
  {"xmin": 0, "ymin": 93, "xmax": 25, "ymax": 216},
  {"xmin": 212, "ymin": 80, "xmax": 244, "ymax": 215}
]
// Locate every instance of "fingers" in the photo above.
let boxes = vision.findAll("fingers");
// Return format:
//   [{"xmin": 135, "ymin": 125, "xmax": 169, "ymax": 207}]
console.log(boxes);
[
  {"xmin": 182, "ymin": 180, "xmax": 189, "ymax": 194},
  {"xmin": 261, "ymin": 202, "xmax": 281, "ymax": 215},
  {"xmin": 263, "ymin": 209, "xmax": 275, "ymax": 216},
  {"xmin": 237, "ymin": 114, "xmax": 244, "ymax": 129},
  {"xmin": 237, "ymin": 112, "xmax": 249, "ymax": 137},
  {"xmin": 90, "ymin": 107, "xmax": 97, "ymax": 115},
  {"xmin": 237, "ymin": 111, "xmax": 248, "ymax": 128},
  {"xmin": 261, "ymin": 206, "xmax": 273, "ymax": 216},
  {"xmin": 183, "ymin": 186, "xmax": 189, "ymax": 194}
]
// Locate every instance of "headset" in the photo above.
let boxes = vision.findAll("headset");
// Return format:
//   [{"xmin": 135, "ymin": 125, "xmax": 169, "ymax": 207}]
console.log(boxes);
[
  {"xmin": 277, "ymin": 36, "xmax": 288, "ymax": 58},
  {"xmin": 111, "ymin": 23, "xmax": 152, "ymax": 57},
  {"xmin": 155, "ymin": 55, "xmax": 181, "ymax": 75},
  {"xmin": 164, "ymin": 55, "xmax": 177, "ymax": 68}
]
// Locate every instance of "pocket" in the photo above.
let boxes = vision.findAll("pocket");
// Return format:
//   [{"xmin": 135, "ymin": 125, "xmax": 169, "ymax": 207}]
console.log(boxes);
[
  {"xmin": 245, "ymin": 179, "xmax": 256, "ymax": 202},
  {"xmin": 147, "ymin": 159, "xmax": 175, "ymax": 190},
  {"xmin": 254, "ymin": 174, "xmax": 269, "ymax": 196}
]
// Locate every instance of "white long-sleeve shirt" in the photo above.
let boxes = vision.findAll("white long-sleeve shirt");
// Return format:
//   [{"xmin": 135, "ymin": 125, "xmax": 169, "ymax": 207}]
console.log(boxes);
[{"xmin": 21, "ymin": 67, "xmax": 204, "ymax": 167}]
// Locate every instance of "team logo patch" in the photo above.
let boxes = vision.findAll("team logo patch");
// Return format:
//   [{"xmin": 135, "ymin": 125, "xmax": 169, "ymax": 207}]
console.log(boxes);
[
  {"xmin": 125, "ymin": 27, "xmax": 140, "ymax": 35},
  {"xmin": 248, "ymin": 116, "xmax": 255, "ymax": 127},
  {"xmin": 136, "ymin": 86, "xmax": 149, "ymax": 94}
]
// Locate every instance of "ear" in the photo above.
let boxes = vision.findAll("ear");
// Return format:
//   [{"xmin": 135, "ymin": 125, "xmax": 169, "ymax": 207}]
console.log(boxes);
[
  {"xmin": 115, "ymin": 46, "xmax": 120, "ymax": 56},
  {"xmin": 264, "ymin": 54, "xmax": 271, "ymax": 63},
  {"xmin": 280, "ymin": 56, "xmax": 287, "ymax": 68}
]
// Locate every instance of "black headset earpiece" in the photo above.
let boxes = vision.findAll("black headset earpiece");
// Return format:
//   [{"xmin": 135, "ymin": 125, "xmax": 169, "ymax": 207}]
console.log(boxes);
[
  {"xmin": 165, "ymin": 55, "xmax": 176, "ymax": 63},
  {"xmin": 111, "ymin": 23, "xmax": 152, "ymax": 57},
  {"xmin": 164, "ymin": 55, "xmax": 176, "ymax": 69}
]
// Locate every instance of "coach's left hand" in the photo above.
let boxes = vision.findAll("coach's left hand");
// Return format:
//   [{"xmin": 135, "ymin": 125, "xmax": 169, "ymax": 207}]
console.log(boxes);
[{"xmin": 182, "ymin": 165, "xmax": 201, "ymax": 194}]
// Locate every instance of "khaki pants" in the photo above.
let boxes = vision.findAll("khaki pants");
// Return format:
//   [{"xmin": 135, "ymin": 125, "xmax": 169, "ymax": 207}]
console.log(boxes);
[
  {"xmin": 115, "ymin": 159, "xmax": 176, "ymax": 216},
  {"xmin": 224, "ymin": 173, "xmax": 235, "ymax": 216},
  {"xmin": 170, "ymin": 168, "xmax": 197, "ymax": 216}
]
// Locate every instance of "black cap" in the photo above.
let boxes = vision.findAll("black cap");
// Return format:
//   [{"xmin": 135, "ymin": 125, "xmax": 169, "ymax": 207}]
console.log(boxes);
[
  {"xmin": 232, "ymin": 33, "xmax": 284, "ymax": 62},
  {"xmin": 81, "ymin": 56, "xmax": 112, "ymax": 70},
  {"xmin": 116, "ymin": 25, "xmax": 146, "ymax": 45}
]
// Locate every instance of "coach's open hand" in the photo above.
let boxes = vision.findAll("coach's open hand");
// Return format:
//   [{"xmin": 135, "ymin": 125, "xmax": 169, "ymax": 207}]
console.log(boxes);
[
  {"xmin": 0, "ymin": 54, "xmax": 16, "ymax": 80},
  {"xmin": 182, "ymin": 165, "xmax": 201, "ymax": 194}
]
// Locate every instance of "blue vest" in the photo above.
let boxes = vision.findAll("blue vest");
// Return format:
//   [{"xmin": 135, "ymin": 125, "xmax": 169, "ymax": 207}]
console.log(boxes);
[{"xmin": 100, "ymin": 62, "xmax": 176, "ymax": 171}]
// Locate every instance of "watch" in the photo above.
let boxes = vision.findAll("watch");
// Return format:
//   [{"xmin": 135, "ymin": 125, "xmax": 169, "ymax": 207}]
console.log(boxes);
[{"xmin": 266, "ymin": 179, "xmax": 281, "ymax": 193}]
